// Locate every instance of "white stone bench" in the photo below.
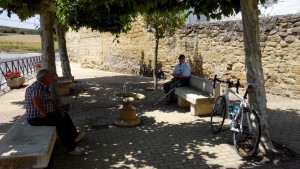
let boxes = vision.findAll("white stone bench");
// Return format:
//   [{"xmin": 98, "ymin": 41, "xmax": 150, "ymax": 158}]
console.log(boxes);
[
  {"xmin": 0, "ymin": 115, "xmax": 57, "ymax": 169},
  {"xmin": 175, "ymin": 75, "xmax": 220, "ymax": 116}
]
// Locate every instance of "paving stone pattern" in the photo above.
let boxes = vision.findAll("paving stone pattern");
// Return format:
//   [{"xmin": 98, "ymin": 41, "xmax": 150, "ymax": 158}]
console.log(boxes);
[{"xmin": 0, "ymin": 62, "xmax": 300, "ymax": 169}]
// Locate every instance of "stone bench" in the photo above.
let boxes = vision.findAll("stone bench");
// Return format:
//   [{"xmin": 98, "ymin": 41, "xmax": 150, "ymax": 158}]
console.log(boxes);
[
  {"xmin": 56, "ymin": 76, "xmax": 74, "ymax": 96},
  {"xmin": 0, "ymin": 115, "xmax": 57, "ymax": 169},
  {"xmin": 175, "ymin": 75, "xmax": 220, "ymax": 116}
]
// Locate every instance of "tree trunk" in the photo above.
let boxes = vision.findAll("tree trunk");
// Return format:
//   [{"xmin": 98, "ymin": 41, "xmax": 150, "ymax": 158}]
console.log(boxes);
[
  {"xmin": 240, "ymin": 0, "xmax": 277, "ymax": 155},
  {"xmin": 54, "ymin": 21, "xmax": 72, "ymax": 77},
  {"xmin": 39, "ymin": 29, "xmax": 43, "ymax": 53},
  {"xmin": 40, "ymin": 0, "xmax": 59, "ymax": 101},
  {"xmin": 154, "ymin": 37, "xmax": 159, "ymax": 90}
]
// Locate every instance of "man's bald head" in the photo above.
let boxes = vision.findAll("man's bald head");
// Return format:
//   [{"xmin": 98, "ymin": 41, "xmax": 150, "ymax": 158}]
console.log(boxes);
[{"xmin": 36, "ymin": 69, "xmax": 53, "ymax": 86}]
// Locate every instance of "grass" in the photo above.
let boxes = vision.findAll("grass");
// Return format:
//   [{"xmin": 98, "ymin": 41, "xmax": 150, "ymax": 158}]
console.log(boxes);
[
  {"xmin": 0, "ymin": 41, "xmax": 41, "ymax": 52},
  {"xmin": 0, "ymin": 34, "xmax": 58, "ymax": 52},
  {"xmin": 0, "ymin": 34, "xmax": 41, "ymax": 42}
]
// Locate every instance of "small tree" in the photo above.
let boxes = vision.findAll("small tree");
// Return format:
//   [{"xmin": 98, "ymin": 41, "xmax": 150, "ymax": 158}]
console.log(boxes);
[{"xmin": 143, "ymin": 11, "xmax": 186, "ymax": 89}]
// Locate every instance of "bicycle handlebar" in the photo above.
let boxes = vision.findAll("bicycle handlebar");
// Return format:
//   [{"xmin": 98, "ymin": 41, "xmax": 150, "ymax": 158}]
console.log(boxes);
[
  {"xmin": 213, "ymin": 75, "xmax": 239, "ymax": 93},
  {"xmin": 213, "ymin": 74, "xmax": 225, "ymax": 89},
  {"xmin": 213, "ymin": 75, "xmax": 257, "ymax": 97}
]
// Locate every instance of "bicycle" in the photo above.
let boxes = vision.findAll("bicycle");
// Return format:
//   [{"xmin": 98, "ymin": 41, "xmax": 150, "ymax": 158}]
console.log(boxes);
[{"xmin": 210, "ymin": 75, "xmax": 261, "ymax": 158}]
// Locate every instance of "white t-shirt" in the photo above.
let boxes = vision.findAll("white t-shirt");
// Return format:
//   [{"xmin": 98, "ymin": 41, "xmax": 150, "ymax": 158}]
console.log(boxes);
[{"xmin": 173, "ymin": 62, "xmax": 191, "ymax": 78}]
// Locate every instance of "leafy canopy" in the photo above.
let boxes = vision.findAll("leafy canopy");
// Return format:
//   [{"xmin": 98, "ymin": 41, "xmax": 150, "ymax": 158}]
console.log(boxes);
[
  {"xmin": 1, "ymin": 0, "xmax": 266, "ymax": 34},
  {"xmin": 143, "ymin": 11, "xmax": 187, "ymax": 39},
  {"xmin": 0, "ymin": 0, "xmax": 42, "ymax": 20},
  {"xmin": 56, "ymin": 0, "xmax": 137, "ymax": 34}
]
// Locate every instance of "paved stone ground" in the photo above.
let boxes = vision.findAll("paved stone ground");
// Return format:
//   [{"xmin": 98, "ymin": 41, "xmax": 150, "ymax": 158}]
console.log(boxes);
[
  {"xmin": 0, "ymin": 62, "xmax": 300, "ymax": 169},
  {"xmin": 267, "ymin": 95, "xmax": 300, "ymax": 155}
]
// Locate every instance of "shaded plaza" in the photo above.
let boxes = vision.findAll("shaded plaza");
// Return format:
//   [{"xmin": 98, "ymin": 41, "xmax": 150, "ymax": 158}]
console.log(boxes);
[{"xmin": 0, "ymin": 62, "xmax": 300, "ymax": 169}]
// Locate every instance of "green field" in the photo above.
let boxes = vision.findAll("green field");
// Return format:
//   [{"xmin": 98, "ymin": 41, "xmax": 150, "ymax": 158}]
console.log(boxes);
[
  {"xmin": 0, "ymin": 26, "xmax": 58, "ymax": 52},
  {"xmin": 0, "ymin": 41, "xmax": 41, "ymax": 52},
  {"xmin": 0, "ymin": 34, "xmax": 58, "ymax": 52}
]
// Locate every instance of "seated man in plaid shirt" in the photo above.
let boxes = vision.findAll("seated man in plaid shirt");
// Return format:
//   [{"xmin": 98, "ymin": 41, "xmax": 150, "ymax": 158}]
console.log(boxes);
[{"xmin": 25, "ymin": 69, "xmax": 85, "ymax": 156}]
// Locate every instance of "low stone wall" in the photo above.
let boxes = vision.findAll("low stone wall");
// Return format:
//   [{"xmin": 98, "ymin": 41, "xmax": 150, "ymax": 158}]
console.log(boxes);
[{"xmin": 66, "ymin": 15, "xmax": 300, "ymax": 99}]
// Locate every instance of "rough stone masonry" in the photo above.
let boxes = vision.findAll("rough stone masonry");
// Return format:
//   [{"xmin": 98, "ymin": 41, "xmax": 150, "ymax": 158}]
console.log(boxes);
[{"xmin": 66, "ymin": 14, "xmax": 300, "ymax": 99}]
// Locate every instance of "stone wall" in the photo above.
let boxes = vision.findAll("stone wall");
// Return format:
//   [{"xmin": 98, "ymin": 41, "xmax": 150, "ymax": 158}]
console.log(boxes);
[{"xmin": 66, "ymin": 15, "xmax": 300, "ymax": 99}]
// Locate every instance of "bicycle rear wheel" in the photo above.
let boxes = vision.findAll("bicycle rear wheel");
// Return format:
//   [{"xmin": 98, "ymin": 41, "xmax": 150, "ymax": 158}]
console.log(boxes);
[
  {"xmin": 233, "ymin": 109, "xmax": 261, "ymax": 158},
  {"xmin": 211, "ymin": 96, "xmax": 226, "ymax": 133}
]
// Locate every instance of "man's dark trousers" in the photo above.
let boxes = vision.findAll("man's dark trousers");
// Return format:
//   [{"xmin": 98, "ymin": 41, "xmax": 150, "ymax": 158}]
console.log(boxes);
[
  {"xmin": 163, "ymin": 78, "xmax": 189, "ymax": 103},
  {"xmin": 27, "ymin": 111, "xmax": 78, "ymax": 151}
]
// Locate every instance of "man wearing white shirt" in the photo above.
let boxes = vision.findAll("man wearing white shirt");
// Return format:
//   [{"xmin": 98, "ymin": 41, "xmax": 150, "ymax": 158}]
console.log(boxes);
[{"xmin": 163, "ymin": 54, "xmax": 191, "ymax": 104}]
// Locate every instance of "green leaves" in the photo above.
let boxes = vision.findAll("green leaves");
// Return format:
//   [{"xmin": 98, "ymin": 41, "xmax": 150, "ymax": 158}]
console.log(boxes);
[
  {"xmin": 1, "ymin": 0, "xmax": 263, "ymax": 36},
  {"xmin": 56, "ymin": 0, "xmax": 137, "ymax": 34},
  {"xmin": 0, "ymin": 0, "xmax": 41, "ymax": 20},
  {"xmin": 143, "ymin": 10, "xmax": 186, "ymax": 39}
]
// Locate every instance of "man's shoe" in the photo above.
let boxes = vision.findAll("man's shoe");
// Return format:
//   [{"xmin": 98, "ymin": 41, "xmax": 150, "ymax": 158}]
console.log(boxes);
[
  {"xmin": 75, "ymin": 132, "xmax": 86, "ymax": 142},
  {"xmin": 69, "ymin": 146, "xmax": 85, "ymax": 156}
]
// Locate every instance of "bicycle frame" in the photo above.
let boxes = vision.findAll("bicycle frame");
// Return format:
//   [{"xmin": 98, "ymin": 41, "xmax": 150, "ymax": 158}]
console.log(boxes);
[
  {"xmin": 221, "ymin": 85, "xmax": 250, "ymax": 133},
  {"xmin": 212, "ymin": 75, "xmax": 261, "ymax": 158}
]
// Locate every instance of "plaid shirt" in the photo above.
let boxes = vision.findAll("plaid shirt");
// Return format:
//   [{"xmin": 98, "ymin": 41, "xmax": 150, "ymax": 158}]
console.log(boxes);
[{"xmin": 25, "ymin": 81, "xmax": 55, "ymax": 119}]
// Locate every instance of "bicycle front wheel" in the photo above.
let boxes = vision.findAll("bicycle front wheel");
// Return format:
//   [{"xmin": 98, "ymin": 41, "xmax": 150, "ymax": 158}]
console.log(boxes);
[
  {"xmin": 233, "ymin": 109, "xmax": 261, "ymax": 158},
  {"xmin": 211, "ymin": 96, "xmax": 226, "ymax": 133}
]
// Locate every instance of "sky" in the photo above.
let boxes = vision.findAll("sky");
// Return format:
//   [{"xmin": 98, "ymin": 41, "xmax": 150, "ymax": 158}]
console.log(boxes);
[
  {"xmin": 0, "ymin": 10, "xmax": 40, "ymax": 29},
  {"xmin": 1, "ymin": 0, "xmax": 300, "ymax": 29},
  {"xmin": 186, "ymin": 0, "xmax": 300, "ymax": 23},
  {"xmin": 222, "ymin": 0, "xmax": 300, "ymax": 21}
]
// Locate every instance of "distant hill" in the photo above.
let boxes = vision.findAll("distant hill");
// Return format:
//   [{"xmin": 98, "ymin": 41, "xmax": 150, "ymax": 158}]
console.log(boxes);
[{"xmin": 0, "ymin": 26, "xmax": 39, "ymax": 35}]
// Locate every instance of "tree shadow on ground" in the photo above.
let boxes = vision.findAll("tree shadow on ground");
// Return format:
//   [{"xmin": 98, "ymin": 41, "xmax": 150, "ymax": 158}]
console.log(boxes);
[
  {"xmin": 9, "ymin": 101, "xmax": 25, "ymax": 108},
  {"xmin": 0, "ymin": 78, "xmax": 28, "ymax": 139},
  {"xmin": 48, "ymin": 75, "xmax": 300, "ymax": 169},
  {"xmin": 267, "ymin": 108, "xmax": 300, "ymax": 155},
  {"xmin": 218, "ymin": 107, "xmax": 300, "ymax": 167},
  {"xmin": 0, "ymin": 115, "xmax": 22, "ymax": 140}
]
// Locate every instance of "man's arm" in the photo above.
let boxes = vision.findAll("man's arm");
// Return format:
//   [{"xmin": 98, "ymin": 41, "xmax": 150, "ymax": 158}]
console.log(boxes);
[
  {"xmin": 32, "ymin": 96, "xmax": 47, "ymax": 118},
  {"xmin": 173, "ymin": 63, "xmax": 191, "ymax": 79},
  {"xmin": 182, "ymin": 63, "xmax": 191, "ymax": 78},
  {"xmin": 173, "ymin": 72, "xmax": 184, "ymax": 78},
  {"xmin": 54, "ymin": 101, "xmax": 65, "ymax": 117},
  {"xmin": 172, "ymin": 72, "xmax": 182, "ymax": 77},
  {"xmin": 172, "ymin": 64, "xmax": 180, "ymax": 77}
]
